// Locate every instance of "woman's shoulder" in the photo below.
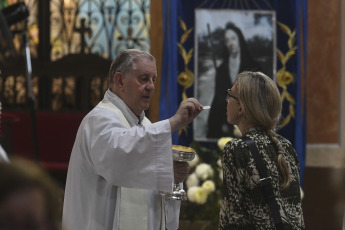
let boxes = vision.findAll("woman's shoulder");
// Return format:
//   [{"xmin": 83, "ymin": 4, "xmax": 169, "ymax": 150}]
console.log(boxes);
[
  {"xmin": 223, "ymin": 138, "xmax": 252, "ymax": 165},
  {"xmin": 224, "ymin": 137, "xmax": 247, "ymax": 150}
]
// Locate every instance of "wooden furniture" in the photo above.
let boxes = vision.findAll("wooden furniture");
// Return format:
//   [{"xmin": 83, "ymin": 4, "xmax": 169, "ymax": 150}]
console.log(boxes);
[{"xmin": 0, "ymin": 54, "xmax": 111, "ymax": 172}]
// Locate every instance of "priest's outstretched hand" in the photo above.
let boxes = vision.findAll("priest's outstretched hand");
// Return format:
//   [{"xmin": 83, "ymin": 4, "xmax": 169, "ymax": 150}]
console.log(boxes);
[{"xmin": 169, "ymin": 98, "xmax": 203, "ymax": 133}]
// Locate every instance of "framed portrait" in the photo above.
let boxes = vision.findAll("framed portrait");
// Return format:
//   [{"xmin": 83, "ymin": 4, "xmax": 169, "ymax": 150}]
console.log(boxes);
[{"xmin": 193, "ymin": 9, "xmax": 276, "ymax": 142}]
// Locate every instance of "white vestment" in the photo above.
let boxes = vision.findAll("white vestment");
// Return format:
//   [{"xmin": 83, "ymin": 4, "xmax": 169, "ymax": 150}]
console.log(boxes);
[{"xmin": 62, "ymin": 90, "xmax": 180, "ymax": 230}]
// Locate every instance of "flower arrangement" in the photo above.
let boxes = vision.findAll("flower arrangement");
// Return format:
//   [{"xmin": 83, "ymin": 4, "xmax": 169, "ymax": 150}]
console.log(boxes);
[
  {"xmin": 179, "ymin": 141, "xmax": 223, "ymax": 224},
  {"xmin": 180, "ymin": 126, "xmax": 242, "ymax": 224},
  {"xmin": 186, "ymin": 162, "xmax": 216, "ymax": 204}
]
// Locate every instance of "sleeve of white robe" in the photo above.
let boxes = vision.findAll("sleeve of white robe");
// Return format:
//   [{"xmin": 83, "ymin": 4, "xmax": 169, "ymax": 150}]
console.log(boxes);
[
  {"xmin": 87, "ymin": 108, "xmax": 181, "ymax": 228},
  {"xmin": 64, "ymin": 108, "xmax": 182, "ymax": 229},
  {"xmin": 83, "ymin": 108, "xmax": 174, "ymax": 192}
]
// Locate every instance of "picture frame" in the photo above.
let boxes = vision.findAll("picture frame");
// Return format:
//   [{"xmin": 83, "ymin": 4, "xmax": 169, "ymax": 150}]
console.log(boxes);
[{"xmin": 193, "ymin": 9, "xmax": 276, "ymax": 142}]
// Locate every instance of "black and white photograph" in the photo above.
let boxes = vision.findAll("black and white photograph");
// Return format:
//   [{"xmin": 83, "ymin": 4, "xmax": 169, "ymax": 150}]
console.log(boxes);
[{"xmin": 193, "ymin": 9, "xmax": 276, "ymax": 142}]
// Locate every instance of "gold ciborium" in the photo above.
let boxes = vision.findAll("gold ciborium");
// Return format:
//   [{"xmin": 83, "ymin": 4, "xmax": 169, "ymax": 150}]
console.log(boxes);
[{"xmin": 166, "ymin": 145, "xmax": 196, "ymax": 201}]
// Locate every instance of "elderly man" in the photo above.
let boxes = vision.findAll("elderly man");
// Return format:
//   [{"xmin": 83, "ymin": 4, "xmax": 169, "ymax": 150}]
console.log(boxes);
[{"xmin": 62, "ymin": 49, "xmax": 203, "ymax": 230}]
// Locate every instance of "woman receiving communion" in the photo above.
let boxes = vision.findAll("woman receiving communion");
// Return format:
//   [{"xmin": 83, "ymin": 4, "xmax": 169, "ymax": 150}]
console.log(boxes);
[{"xmin": 219, "ymin": 71, "xmax": 305, "ymax": 230}]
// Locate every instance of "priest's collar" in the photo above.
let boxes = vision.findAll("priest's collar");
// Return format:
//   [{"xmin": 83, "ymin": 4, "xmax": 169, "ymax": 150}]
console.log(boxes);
[{"xmin": 104, "ymin": 89, "xmax": 145, "ymax": 126}]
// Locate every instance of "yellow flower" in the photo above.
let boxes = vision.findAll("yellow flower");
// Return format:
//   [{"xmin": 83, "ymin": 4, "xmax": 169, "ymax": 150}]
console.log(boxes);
[
  {"xmin": 276, "ymin": 69, "xmax": 295, "ymax": 87},
  {"xmin": 202, "ymin": 180, "xmax": 215, "ymax": 194},
  {"xmin": 217, "ymin": 137, "xmax": 233, "ymax": 151},
  {"xmin": 177, "ymin": 70, "xmax": 194, "ymax": 88},
  {"xmin": 187, "ymin": 186, "xmax": 198, "ymax": 202},
  {"xmin": 194, "ymin": 187, "xmax": 208, "ymax": 204}
]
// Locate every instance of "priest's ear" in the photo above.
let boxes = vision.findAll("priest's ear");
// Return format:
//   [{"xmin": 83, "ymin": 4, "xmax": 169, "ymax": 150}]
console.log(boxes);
[{"xmin": 113, "ymin": 72, "xmax": 124, "ymax": 89}]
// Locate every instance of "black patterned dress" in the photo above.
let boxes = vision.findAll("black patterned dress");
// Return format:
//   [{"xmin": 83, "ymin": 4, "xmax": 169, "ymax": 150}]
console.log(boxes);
[{"xmin": 219, "ymin": 128, "xmax": 305, "ymax": 230}]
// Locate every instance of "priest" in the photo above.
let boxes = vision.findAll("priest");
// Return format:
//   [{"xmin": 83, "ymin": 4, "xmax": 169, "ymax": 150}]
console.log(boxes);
[{"xmin": 62, "ymin": 49, "xmax": 203, "ymax": 230}]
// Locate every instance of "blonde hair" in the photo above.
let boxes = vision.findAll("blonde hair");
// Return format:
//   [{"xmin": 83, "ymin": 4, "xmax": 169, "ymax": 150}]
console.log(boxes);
[{"xmin": 236, "ymin": 71, "xmax": 290, "ymax": 190}]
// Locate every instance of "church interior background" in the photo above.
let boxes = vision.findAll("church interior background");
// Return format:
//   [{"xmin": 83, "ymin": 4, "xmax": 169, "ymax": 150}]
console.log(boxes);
[{"xmin": 0, "ymin": 0, "xmax": 344, "ymax": 229}]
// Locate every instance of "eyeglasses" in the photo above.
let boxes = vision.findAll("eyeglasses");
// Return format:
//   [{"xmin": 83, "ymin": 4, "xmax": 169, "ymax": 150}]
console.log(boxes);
[{"xmin": 226, "ymin": 89, "xmax": 239, "ymax": 102}]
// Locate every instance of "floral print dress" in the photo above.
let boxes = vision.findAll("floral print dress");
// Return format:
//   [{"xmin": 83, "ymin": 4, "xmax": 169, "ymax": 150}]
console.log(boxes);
[{"xmin": 219, "ymin": 128, "xmax": 305, "ymax": 230}]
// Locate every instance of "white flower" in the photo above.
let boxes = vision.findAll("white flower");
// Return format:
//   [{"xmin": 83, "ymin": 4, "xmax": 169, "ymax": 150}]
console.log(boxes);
[
  {"xmin": 194, "ymin": 187, "xmax": 208, "ymax": 204},
  {"xmin": 188, "ymin": 154, "xmax": 199, "ymax": 168},
  {"xmin": 186, "ymin": 173, "xmax": 199, "ymax": 189},
  {"xmin": 187, "ymin": 186, "xmax": 208, "ymax": 204},
  {"xmin": 233, "ymin": 125, "xmax": 242, "ymax": 137},
  {"xmin": 195, "ymin": 163, "xmax": 214, "ymax": 180},
  {"xmin": 187, "ymin": 186, "xmax": 199, "ymax": 202},
  {"xmin": 219, "ymin": 169, "xmax": 223, "ymax": 182},
  {"xmin": 217, "ymin": 137, "xmax": 233, "ymax": 151},
  {"xmin": 202, "ymin": 180, "xmax": 215, "ymax": 194},
  {"xmin": 217, "ymin": 159, "xmax": 222, "ymax": 167},
  {"xmin": 186, "ymin": 186, "xmax": 208, "ymax": 204}
]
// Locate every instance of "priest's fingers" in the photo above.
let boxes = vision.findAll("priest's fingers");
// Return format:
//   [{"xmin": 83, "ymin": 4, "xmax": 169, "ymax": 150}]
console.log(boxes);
[{"xmin": 169, "ymin": 98, "xmax": 203, "ymax": 132}]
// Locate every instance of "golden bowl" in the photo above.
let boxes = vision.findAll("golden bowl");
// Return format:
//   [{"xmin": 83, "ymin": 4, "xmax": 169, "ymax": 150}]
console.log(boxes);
[{"xmin": 172, "ymin": 145, "xmax": 196, "ymax": 162}]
